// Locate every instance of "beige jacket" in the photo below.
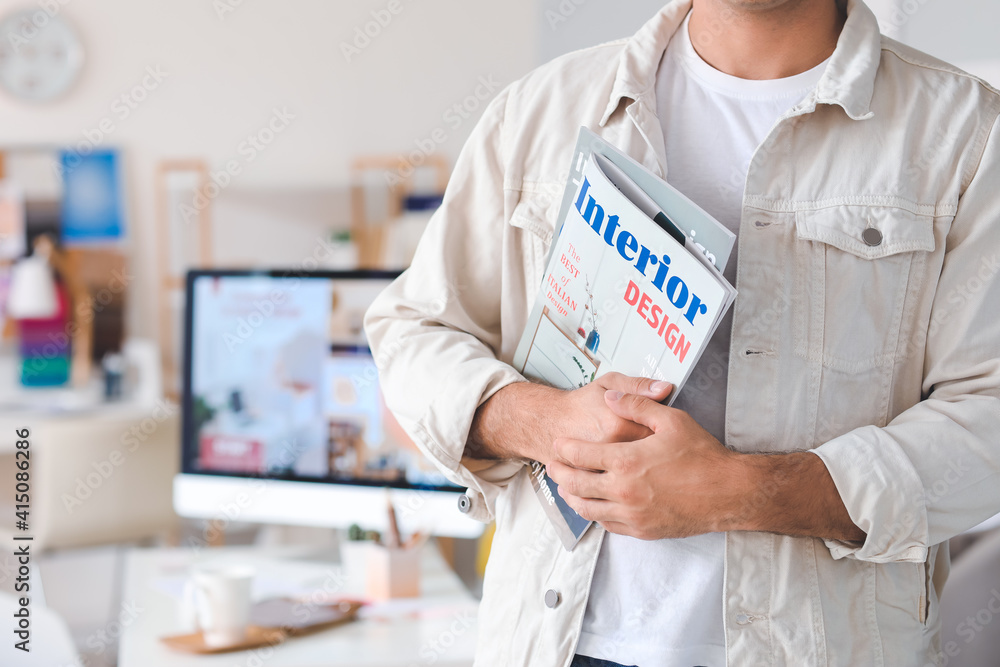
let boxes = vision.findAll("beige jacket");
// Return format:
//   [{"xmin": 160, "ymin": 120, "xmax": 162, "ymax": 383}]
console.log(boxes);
[{"xmin": 364, "ymin": 1, "xmax": 1000, "ymax": 664}]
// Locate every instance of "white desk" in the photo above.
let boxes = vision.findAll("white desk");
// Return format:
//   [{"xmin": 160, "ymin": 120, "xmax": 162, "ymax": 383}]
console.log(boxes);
[{"xmin": 118, "ymin": 543, "xmax": 478, "ymax": 667}]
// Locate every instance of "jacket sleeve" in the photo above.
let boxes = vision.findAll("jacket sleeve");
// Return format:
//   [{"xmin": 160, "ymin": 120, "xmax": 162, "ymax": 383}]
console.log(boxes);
[
  {"xmin": 364, "ymin": 87, "xmax": 528, "ymax": 524},
  {"xmin": 813, "ymin": 112, "xmax": 1000, "ymax": 563}
]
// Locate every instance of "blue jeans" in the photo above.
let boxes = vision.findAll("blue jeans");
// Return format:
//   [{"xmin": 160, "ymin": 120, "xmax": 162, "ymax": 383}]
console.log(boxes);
[{"xmin": 571, "ymin": 657, "xmax": 637, "ymax": 667}]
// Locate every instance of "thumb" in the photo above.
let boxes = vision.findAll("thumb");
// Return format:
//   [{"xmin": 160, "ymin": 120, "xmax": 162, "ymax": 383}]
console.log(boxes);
[
  {"xmin": 605, "ymin": 390, "xmax": 667, "ymax": 433},
  {"xmin": 599, "ymin": 372, "xmax": 673, "ymax": 402}
]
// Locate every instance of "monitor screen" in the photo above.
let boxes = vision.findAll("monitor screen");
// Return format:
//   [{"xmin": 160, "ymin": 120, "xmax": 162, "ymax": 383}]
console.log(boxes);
[{"xmin": 181, "ymin": 270, "xmax": 457, "ymax": 493}]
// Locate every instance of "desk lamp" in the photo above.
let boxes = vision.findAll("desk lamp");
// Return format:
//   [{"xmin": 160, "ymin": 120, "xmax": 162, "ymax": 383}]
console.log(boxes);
[{"xmin": 7, "ymin": 251, "xmax": 57, "ymax": 319}]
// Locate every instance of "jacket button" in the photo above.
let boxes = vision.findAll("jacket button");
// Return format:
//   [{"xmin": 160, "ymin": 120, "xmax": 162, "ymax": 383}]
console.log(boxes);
[
  {"xmin": 544, "ymin": 589, "xmax": 561, "ymax": 609},
  {"xmin": 457, "ymin": 494, "xmax": 472, "ymax": 514},
  {"xmin": 862, "ymin": 227, "xmax": 883, "ymax": 247},
  {"xmin": 735, "ymin": 612, "xmax": 753, "ymax": 625}
]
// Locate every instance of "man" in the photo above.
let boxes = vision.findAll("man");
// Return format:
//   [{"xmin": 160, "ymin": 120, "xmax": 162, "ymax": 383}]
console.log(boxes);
[{"xmin": 365, "ymin": 0, "xmax": 1000, "ymax": 664}]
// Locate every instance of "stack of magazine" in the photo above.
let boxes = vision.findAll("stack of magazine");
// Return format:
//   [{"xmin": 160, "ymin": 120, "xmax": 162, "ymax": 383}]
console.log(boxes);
[{"xmin": 511, "ymin": 128, "xmax": 738, "ymax": 550}]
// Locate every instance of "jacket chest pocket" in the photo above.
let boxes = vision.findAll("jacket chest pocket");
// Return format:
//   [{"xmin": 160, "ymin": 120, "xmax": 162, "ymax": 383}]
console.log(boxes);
[
  {"xmin": 508, "ymin": 188, "xmax": 559, "ymax": 313},
  {"xmin": 792, "ymin": 206, "xmax": 937, "ymax": 373}
]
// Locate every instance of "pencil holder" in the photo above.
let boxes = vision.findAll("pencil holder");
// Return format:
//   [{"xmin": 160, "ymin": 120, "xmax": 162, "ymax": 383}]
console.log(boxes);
[{"xmin": 366, "ymin": 544, "xmax": 421, "ymax": 601}]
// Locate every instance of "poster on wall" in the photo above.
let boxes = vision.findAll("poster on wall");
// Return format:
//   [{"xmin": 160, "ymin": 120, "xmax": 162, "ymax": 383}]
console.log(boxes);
[{"xmin": 60, "ymin": 149, "xmax": 125, "ymax": 244}]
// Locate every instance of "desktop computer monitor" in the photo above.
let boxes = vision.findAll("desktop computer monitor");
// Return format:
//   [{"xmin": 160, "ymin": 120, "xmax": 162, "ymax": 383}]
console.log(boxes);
[{"xmin": 174, "ymin": 269, "xmax": 483, "ymax": 539}]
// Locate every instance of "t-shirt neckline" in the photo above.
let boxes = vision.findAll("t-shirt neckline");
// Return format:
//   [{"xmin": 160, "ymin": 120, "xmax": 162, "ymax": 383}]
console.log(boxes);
[{"xmin": 672, "ymin": 12, "xmax": 829, "ymax": 100}]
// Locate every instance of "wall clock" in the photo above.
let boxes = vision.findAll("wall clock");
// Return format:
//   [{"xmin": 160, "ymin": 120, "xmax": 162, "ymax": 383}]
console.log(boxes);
[{"xmin": 0, "ymin": 10, "xmax": 84, "ymax": 102}]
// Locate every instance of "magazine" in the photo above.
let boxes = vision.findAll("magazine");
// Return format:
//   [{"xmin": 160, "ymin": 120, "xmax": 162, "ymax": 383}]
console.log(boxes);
[
  {"xmin": 554, "ymin": 128, "xmax": 737, "ymax": 272},
  {"xmin": 511, "ymin": 128, "xmax": 737, "ymax": 550}
]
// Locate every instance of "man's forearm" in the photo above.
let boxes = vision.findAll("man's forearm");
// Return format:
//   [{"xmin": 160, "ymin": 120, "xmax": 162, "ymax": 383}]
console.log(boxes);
[
  {"xmin": 466, "ymin": 375, "xmax": 672, "ymax": 465},
  {"xmin": 726, "ymin": 451, "xmax": 867, "ymax": 543},
  {"xmin": 475, "ymin": 386, "xmax": 867, "ymax": 543},
  {"xmin": 467, "ymin": 382, "xmax": 563, "ymax": 463}
]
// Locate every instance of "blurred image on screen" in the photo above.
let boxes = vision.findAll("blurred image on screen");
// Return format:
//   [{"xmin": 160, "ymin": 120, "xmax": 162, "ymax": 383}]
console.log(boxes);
[{"xmin": 186, "ymin": 273, "xmax": 451, "ymax": 490}]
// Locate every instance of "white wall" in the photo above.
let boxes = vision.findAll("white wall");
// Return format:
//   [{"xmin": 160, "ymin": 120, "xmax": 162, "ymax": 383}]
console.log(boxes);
[
  {"xmin": 895, "ymin": 0, "xmax": 1000, "ymax": 85},
  {"xmin": 537, "ymin": 0, "xmax": 666, "ymax": 63},
  {"xmin": 0, "ymin": 0, "xmax": 537, "ymax": 338}
]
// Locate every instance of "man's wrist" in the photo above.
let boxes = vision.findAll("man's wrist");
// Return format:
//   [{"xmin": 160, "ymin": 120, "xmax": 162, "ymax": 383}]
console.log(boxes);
[
  {"xmin": 714, "ymin": 452, "xmax": 766, "ymax": 533},
  {"xmin": 467, "ymin": 382, "xmax": 564, "ymax": 463},
  {"xmin": 717, "ymin": 450, "xmax": 866, "ymax": 542}
]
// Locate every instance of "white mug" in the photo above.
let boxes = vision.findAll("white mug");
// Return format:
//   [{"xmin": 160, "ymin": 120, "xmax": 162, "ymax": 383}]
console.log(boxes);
[{"xmin": 185, "ymin": 565, "xmax": 254, "ymax": 648}]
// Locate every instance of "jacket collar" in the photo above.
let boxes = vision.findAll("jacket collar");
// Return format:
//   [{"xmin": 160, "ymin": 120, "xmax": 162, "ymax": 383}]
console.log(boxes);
[{"xmin": 600, "ymin": 0, "xmax": 883, "ymax": 127}]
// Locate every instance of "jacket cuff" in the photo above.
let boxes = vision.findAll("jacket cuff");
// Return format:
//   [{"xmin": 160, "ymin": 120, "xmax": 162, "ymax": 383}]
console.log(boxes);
[
  {"xmin": 812, "ymin": 426, "xmax": 930, "ymax": 564},
  {"xmin": 409, "ymin": 359, "xmax": 528, "ymax": 523}
]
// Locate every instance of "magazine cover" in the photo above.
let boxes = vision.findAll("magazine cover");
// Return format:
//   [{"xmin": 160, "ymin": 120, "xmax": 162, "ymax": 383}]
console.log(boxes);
[
  {"xmin": 554, "ymin": 128, "xmax": 737, "ymax": 272},
  {"xmin": 513, "ymin": 134, "xmax": 737, "ymax": 550}
]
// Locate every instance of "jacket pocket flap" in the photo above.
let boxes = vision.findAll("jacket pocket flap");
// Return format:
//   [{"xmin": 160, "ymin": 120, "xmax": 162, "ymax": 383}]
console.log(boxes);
[
  {"xmin": 508, "ymin": 187, "xmax": 560, "ymax": 244},
  {"xmin": 795, "ymin": 207, "xmax": 936, "ymax": 259}
]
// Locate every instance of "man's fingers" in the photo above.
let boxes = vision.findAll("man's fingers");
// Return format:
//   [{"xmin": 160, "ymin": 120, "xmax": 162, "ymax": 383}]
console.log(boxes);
[
  {"xmin": 553, "ymin": 438, "xmax": 611, "ymax": 472},
  {"xmin": 558, "ymin": 492, "xmax": 620, "ymax": 523},
  {"xmin": 546, "ymin": 461, "xmax": 612, "ymax": 500},
  {"xmin": 604, "ymin": 391, "xmax": 668, "ymax": 433},
  {"xmin": 598, "ymin": 372, "xmax": 673, "ymax": 402}
]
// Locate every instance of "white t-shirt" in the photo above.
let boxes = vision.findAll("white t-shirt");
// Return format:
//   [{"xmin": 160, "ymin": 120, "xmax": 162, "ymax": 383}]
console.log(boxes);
[{"xmin": 576, "ymin": 13, "xmax": 828, "ymax": 667}]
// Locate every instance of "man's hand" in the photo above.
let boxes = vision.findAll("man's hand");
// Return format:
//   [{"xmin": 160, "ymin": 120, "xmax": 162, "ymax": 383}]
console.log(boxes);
[
  {"xmin": 547, "ymin": 390, "xmax": 741, "ymax": 539},
  {"xmin": 466, "ymin": 373, "xmax": 673, "ymax": 465},
  {"xmin": 553, "ymin": 373, "xmax": 674, "ymax": 452},
  {"xmin": 547, "ymin": 390, "xmax": 867, "ymax": 543}
]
